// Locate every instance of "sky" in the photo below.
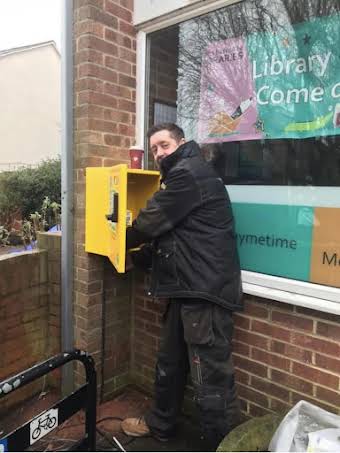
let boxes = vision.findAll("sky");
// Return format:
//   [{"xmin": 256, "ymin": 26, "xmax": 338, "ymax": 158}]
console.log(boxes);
[{"xmin": 0, "ymin": 0, "xmax": 61, "ymax": 52}]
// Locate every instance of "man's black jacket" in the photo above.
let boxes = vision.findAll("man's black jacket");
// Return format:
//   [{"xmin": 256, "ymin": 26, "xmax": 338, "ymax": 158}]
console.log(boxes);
[{"xmin": 126, "ymin": 140, "xmax": 243, "ymax": 311}]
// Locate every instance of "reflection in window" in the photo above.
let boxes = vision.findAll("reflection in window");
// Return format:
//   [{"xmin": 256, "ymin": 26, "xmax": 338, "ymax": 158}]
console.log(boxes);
[
  {"xmin": 201, "ymin": 137, "xmax": 340, "ymax": 186},
  {"xmin": 146, "ymin": 0, "xmax": 340, "ymax": 186}
]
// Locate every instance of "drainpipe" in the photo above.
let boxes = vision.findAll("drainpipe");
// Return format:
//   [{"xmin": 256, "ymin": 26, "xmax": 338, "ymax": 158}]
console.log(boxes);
[{"xmin": 61, "ymin": 0, "xmax": 74, "ymax": 395}]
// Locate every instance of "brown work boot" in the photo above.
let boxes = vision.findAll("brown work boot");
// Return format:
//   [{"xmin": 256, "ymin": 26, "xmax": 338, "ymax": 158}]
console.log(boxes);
[
  {"xmin": 121, "ymin": 416, "xmax": 170, "ymax": 442},
  {"xmin": 121, "ymin": 417, "xmax": 150, "ymax": 438}
]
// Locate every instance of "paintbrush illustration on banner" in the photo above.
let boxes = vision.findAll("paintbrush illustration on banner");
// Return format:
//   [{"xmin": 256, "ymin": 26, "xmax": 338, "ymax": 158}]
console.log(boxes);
[
  {"xmin": 208, "ymin": 96, "xmax": 255, "ymax": 135},
  {"xmin": 231, "ymin": 97, "xmax": 253, "ymax": 119}
]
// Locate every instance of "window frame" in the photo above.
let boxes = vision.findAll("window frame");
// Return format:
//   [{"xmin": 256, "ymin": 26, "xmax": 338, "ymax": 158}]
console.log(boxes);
[{"xmin": 135, "ymin": 0, "xmax": 340, "ymax": 314}]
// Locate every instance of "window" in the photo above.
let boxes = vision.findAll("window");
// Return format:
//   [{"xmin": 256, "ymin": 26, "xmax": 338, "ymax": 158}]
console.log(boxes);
[
  {"xmin": 153, "ymin": 101, "xmax": 177, "ymax": 125},
  {"xmin": 145, "ymin": 0, "xmax": 340, "ymax": 297}
]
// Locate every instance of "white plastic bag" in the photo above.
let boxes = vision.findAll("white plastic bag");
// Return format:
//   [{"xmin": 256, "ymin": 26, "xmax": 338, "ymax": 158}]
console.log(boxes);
[
  {"xmin": 269, "ymin": 400, "xmax": 340, "ymax": 452},
  {"xmin": 307, "ymin": 428, "xmax": 340, "ymax": 452}
]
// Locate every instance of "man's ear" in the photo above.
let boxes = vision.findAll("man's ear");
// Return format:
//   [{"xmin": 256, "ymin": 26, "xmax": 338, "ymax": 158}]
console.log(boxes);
[{"xmin": 180, "ymin": 138, "xmax": 186, "ymax": 145}]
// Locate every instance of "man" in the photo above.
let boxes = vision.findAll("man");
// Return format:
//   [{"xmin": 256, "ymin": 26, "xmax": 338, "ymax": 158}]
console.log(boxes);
[{"xmin": 121, "ymin": 123, "xmax": 243, "ymax": 451}]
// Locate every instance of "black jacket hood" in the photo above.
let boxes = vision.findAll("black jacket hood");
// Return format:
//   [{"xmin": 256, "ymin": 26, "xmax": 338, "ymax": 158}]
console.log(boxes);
[{"xmin": 160, "ymin": 140, "xmax": 201, "ymax": 177}]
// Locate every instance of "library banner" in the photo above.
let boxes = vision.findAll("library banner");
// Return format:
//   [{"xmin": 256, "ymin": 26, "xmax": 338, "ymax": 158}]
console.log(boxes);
[{"xmin": 198, "ymin": 13, "xmax": 340, "ymax": 143}]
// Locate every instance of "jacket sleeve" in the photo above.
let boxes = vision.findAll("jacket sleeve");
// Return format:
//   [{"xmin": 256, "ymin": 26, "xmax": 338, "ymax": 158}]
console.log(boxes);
[{"xmin": 127, "ymin": 167, "xmax": 202, "ymax": 246}]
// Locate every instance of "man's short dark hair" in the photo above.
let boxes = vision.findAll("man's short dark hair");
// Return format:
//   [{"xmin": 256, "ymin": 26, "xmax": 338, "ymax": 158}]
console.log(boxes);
[{"xmin": 147, "ymin": 123, "xmax": 185, "ymax": 143}]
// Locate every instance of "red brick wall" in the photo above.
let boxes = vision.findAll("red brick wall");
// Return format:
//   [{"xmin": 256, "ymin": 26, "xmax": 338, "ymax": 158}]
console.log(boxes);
[
  {"xmin": 38, "ymin": 232, "xmax": 62, "ymax": 388},
  {"xmin": 73, "ymin": 0, "xmax": 136, "ymax": 397},
  {"xmin": 102, "ymin": 263, "xmax": 132, "ymax": 400},
  {"xmin": 0, "ymin": 233, "xmax": 61, "ymax": 413},
  {"xmin": 233, "ymin": 295, "xmax": 340, "ymax": 417},
  {"xmin": 0, "ymin": 252, "xmax": 49, "ymax": 413},
  {"xmin": 131, "ymin": 279, "xmax": 340, "ymax": 417},
  {"xmin": 131, "ymin": 272, "xmax": 163, "ymax": 389}
]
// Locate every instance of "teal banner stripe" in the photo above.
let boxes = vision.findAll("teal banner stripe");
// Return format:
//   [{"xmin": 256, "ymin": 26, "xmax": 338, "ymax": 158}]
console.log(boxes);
[
  {"xmin": 246, "ymin": 13, "xmax": 340, "ymax": 139},
  {"xmin": 232, "ymin": 203, "xmax": 314, "ymax": 281}
]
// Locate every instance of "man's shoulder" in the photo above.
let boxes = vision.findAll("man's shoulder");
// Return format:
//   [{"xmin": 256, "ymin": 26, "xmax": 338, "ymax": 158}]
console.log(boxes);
[
  {"xmin": 166, "ymin": 158, "xmax": 192, "ymax": 177},
  {"xmin": 165, "ymin": 158, "xmax": 205, "ymax": 186},
  {"xmin": 172, "ymin": 152, "xmax": 209, "ymax": 173}
]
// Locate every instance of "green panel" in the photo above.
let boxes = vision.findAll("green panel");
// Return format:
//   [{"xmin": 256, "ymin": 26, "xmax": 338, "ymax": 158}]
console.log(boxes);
[
  {"xmin": 232, "ymin": 203, "xmax": 314, "ymax": 280},
  {"xmin": 246, "ymin": 13, "xmax": 340, "ymax": 139}
]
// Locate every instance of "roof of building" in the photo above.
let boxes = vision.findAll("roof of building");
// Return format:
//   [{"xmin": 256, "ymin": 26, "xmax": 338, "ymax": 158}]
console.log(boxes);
[{"xmin": 0, "ymin": 40, "xmax": 59, "ymax": 58}]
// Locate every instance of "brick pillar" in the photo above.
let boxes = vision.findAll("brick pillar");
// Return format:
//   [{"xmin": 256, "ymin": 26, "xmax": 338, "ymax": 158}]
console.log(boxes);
[{"xmin": 73, "ymin": 0, "xmax": 136, "ymax": 396}]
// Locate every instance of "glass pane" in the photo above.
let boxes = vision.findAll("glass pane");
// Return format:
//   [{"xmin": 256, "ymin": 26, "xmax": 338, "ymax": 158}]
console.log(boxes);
[{"xmin": 146, "ymin": 0, "xmax": 340, "ymax": 289}]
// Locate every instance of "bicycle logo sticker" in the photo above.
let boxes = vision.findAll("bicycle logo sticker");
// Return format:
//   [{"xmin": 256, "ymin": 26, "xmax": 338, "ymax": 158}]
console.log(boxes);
[{"xmin": 30, "ymin": 408, "xmax": 59, "ymax": 445}]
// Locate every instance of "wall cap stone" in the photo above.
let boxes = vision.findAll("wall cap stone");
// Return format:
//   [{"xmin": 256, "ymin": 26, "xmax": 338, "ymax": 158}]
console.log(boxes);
[
  {"xmin": 0, "ymin": 249, "xmax": 42, "ymax": 262},
  {"xmin": 38, "ymin": 232, "xmax": 61, "ymax": 237}
]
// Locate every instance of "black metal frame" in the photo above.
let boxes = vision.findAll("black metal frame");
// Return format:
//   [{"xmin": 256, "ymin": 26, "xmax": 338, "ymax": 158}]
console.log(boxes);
[{"xmin": 0, "ymin": 349, "xmax": 97, "ymax": 452}]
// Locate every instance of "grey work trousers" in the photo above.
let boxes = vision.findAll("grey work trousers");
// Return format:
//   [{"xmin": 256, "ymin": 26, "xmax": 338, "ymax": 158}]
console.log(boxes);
[{"xmin": 144, "ymin": 299, "xmax": 241, "ymax": 451}]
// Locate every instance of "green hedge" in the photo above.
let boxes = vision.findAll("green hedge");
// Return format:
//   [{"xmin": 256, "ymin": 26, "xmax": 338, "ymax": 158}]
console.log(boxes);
[{"xmin": 0, "ymin": 157, "xmax": 61, "ymax": 228}]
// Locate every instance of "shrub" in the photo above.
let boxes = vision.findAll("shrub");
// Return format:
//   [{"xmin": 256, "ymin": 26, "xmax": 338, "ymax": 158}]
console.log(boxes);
[
  {"xmin": 0, "ymin": 226, "xmax": 9, "ymax": 246},
  {"xmin": 0, "ymin": 157, "xmax": 61, "ymax": 228}
]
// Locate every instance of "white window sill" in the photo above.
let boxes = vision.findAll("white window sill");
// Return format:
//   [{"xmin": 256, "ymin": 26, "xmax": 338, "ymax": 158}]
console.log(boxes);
[{"xmin": 242, "ymin": 271, "xmax": 340, "ymax": 315}]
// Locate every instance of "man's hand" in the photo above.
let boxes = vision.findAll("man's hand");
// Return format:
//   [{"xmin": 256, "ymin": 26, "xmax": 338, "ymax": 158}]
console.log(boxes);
[{"xmin": 126, "ymin": 244, "xmax": 152, "ymax": 272}]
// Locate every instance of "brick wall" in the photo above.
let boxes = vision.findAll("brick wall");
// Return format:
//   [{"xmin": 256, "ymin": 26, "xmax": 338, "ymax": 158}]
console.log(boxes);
[
  {"xmin": 73, "ymin": 0, "xmax": 136, "ymax": 397},
  {"xmin": 102, "ymin": 262, "xmax": 132, "ymax": 400},
  {"xmin": 37, "ymin": 232, "xmax": 62, "ymax": 387},
  {"xmin": 233, "ymin": 295, "xmax": 340, "ymax": 417},
  {"xmin": 131, "ymin": 272, "xmax": 163, "ymax": 390},
  {"xmin": 0, "ymin": 233, "xmax": 61, "ymax": 413}
]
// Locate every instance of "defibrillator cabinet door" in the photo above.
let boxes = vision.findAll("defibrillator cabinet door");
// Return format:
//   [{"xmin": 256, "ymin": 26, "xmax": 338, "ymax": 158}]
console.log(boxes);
[
  {"xmin": 85, "ymin": 165, "xmax": 127, "ymax": 273},
  {"xmin": 86, "ymin": 164, "xmax": 160, "ymax": 273},
  {"xmin": 106, "ymin": 165, "xmax": 128, "ymax": 273}
]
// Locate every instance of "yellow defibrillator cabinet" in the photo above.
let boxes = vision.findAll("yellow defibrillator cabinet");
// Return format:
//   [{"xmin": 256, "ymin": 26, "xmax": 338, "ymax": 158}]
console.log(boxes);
[{"xmin": 85, "ymin": 164, "xmax": 160, "ymax": 273}]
